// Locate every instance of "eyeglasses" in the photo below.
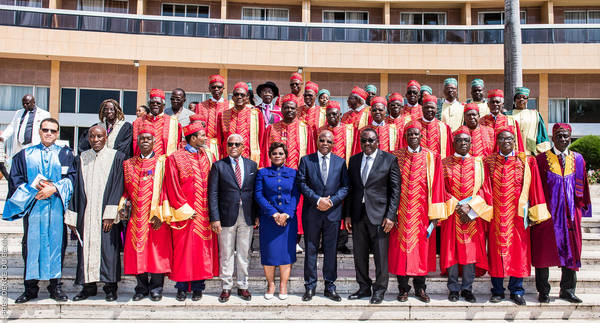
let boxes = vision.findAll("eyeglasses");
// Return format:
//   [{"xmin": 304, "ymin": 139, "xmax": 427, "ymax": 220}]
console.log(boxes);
[
  {"xmin": 210, "ymin": 85, "xmax": 223, "ymax": 90},
  {"xmin": 360, "ymin": 138, "xmax": 377, "ymax": 144},
  {"xmin": 232, "ymin": 93, "xmax": 246, "ymax": 97},
  {"xmin": 318, "ymin": 139, "xmax": 333, "ymax": 144},
  {"xmin": 227, "ymin": 142, "xmax": 243, "ymax": 147},
  {"xmin": 406, "ymin": 90, "xmax": 419, "ymax": 95},
  {"xmin": 271, "ymin": 152, "xmax": 285, "ymax": 156},
  {"xmin": 497, "ymin": 137, "xmax": 514, "ymax": 142},
  {"xmin": 290, "ymin": 83, "xmax": 300, "ymax": 87},
  {"xmin": 41, "ymin": 128, "xmax": 58, "ymax": 134}
]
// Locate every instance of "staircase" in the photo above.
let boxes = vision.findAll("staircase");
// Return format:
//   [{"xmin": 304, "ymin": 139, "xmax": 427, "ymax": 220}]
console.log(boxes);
[{"xmin": 2, "ymin": 181, "xmax": 600, "ymax": 320}]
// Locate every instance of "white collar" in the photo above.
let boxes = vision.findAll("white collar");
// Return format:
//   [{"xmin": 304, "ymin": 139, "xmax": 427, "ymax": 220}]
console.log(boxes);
[
  {"xmin": 229, "ymin": 155, "xmax": 243, "ymax": 163},
  {"xmin": 422, "ymin": 117, "xmax": 434, "ymax": 123},
  {"xmin": 371, "ymin": 120, "xmax": 385, "ymax": 126},
  {"xmin": 317, "ymin": 151, "xmax": 331, "ymax": 159},
  {"xmin": 499, "ymin": 150, "xmax": 515, "ymax": 158},
  {"xmin": 553, "ymin": 146, "xmax": 569, "ymax": 156},
  {"xmin": 140, "ymin": 152, "xmax": 154, "ymax": 159},
  {"xmin": 454, "ymin": 152, "xmax": 470, "ymax": 158},
  {"xmin": 408, "ymin": 146, "xmax": 422, "ymax": 153},
  {"xmin": 210, "ymin": 96, "xmax": 225, "ymax": 103},
  {"xmin": 353, "ymin": 105, "xmax": 365, "ymax": 112},
  {"xmin": 362, "ymin": 149, "xmax": 378, "ymax": 160},
  {"xmin": 406, "ymin": 102, "xmax": 419, "ymax": 108},
  {"xmin": 444, "ymin": 99, "xmax": 457, "ymax": 105}
]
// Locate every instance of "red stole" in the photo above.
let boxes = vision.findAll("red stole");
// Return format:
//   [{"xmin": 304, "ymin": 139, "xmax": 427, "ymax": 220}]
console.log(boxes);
[
  {"xmin": 132, "ymin": 114, "xmax": 181, "ymax": 157},
  {"xmin": 196, "ymin": 99, "xmax": 228, "ymax": 138}
]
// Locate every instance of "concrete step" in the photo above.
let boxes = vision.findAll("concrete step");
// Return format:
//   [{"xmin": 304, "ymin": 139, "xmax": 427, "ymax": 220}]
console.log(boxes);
[
  {"xmin": 5, "ymin": 267, "xmax": 600, "ymax": 295},
  {"xmin": 6, "ymin": 292, "xmax": 600, "ymax": 321}
]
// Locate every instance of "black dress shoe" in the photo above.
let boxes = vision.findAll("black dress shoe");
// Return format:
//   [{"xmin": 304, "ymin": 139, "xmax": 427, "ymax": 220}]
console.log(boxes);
[
  {"xmin": 302, "ymin": 288, "xmax": 315, "ymax": 302},
  {"xmin": 132, "ymin": 293, "xmax": 147, "ymax": 301},
  {"xmin": 448, "ymin": 291, "xmax": 459, "ymax": 302},
  {"xmin": 370, "ymin": 292, "xmax": 384, "ymax": 304},
  {"xmin": 489, "ymin": 294, "xmax": 504, "ymax": 303},
  {"xmin": 192, "ymin": 290, "xmax": 203, "ymax": 301},
  {"xmin": 510, "ymin": 294, "xmax": 526, "ymax": 306},
  {"xmin": 348, "ymin": 290, "xmax": 371, "ymax": 300},
  {"xmin": 238, "ymin": 289, "xmax": 252, "ymax": 301},
  {"xmin": 219, "ymin": 289, "xmax": 231, "ymax": 303},
  {"xmin": 415, "ymin": 289, "xmax": 430, "ymax": 303},
  {"xmin": 538, "ymin": 293, "xmax": 550, "ymax": 303},
  {"xmin": 15, "ymin": 292, "xmax": 37, "ymax": 304},
  {"xmin": 461, "ymin": 290, "xmax": 476, "ymax": 303},
  {"xmin": 324, "ymin": 290, "xmax": 342, "ymax": 302},
  {"xmin": 337, "ymin": 246, "xmax": 352, "ymax": 254},
  {"xmin": 559, "ymin": 291, "xmax": 582, "ymax": 303},
  {"xmin": 49, "ymin": 287, "xmax": 68, "ymax": 302},
  {"xmin": 176, "ymin": 290, "xmax": 186, "ymax": 302},
  {"xmin": 397, "ymin": 291, "xmax": 408, "ymax": 302},
  {"xmin": 150, "ymin": 291, "xmax": 162, "ymax": 301},
  {"xmin": 73, "ymin": 290, "xmax": 96, "ymax": 302},
  {"xmin": 105, "ymin": 291, "xmax": 117, "ymax": 302}
]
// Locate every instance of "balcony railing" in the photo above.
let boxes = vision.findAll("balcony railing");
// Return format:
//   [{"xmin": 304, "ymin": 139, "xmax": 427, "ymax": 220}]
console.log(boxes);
[{"xmin": 2, "ymin": 5, "xmax": 600, "ymax": 44}]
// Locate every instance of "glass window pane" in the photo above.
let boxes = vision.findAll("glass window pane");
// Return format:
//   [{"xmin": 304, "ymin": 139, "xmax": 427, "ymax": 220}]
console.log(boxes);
[
  {"xmin": 174, "ymin": 5, "xmax": 185, "ymax": 17},
  {"xmin": 122, "ymin": 90, "xmax": 137, "ymax": 115},
  {"xmin": 323, "ymin": 11, "xmax": 335, "ymax": 23},
  {"xmin": 548, "ymin": 99, "xmax": 567, "ymax": 123},
  {"xmin": 526, "ymin": 98, "xmax": 537, "ymax": 110},
  {"xmin": 520, "ymin": 11, "xmax": 526, "ymax": 24},
  {"xmin": 334, "ymin": 12, "xmax": 345, "ymax": 23},
  {"xmin": 569, "ymin": 99, "xmax": 600, "ymax": 123},
  {"xmin": 59, "ymin": 126, "xmax": 75, "ymax": 150},
  {"xmin": 423, "ymin": 13, "xmax": 441, "ymax": 25},
  {"xmin": 481, "ymin": 12, "xmax": 502, "ymax": 25},
  {"xmin": 78, "ymin": 89, "xmax": 120, "ymax": 114},
  {"xmin": 198, "ymin": 5, "xmax": 209, "ymax": 18},
  {"xmin": 589, "ymin": 11, "xmax": 600, "ymax": 24},
  {"xmin": 186, "ymin": 5, "xmax": 198, "ymax": 17},
  {"xmin": 0, "ymin": 85, "xmax": 33, "ymax": 111},
  {"xmin": 34, "ymin": 86, "xmax": 49, "ymax": 111},
  {"xmin": 565, "ymin": 11, "xmax": 586, "ymax": 24},
  {"xmin": 267, "ymin": 9, "xmax": 288, "ymax": 21},
  {"xmin": 60, "ymin": 88, "xmax": 76, "ymax": 113},
  {"xmin": 242, "ymin": 8, "xmax": 263, "ymax": 21},
  {"xmin": 162, "ymin": 4, "xmax": 173, "ymax": 16}
]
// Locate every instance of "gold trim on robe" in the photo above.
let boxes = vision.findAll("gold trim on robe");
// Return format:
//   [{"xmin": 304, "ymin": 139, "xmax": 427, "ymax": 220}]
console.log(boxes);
[
  {"xmin": 438, "ymin": 121, "xmax": 448, "ymax": 157},
  {"xmin": 249, "ymin": 109, "xmax": 261, "ymax": 164},
  {"xmin": 389, "ymin": 124, "xmax": 397, "ymax": 151},
  {"xmin": 299, "ymin": 121, "xmax": 308, "ymax": 157},
  {"xmin": 426, "ymin": 151, "xmax": 447, "ymax": 220},
  {"xmin": 345, "ymin": 124, "xmax": 354, "ymax": 165},
  {"xmin": 150, "ymin": 155, "xmax": 167, "ymax": 222},
  {"xmin": 166, "ymin": 115, "xmax": 179, "ymax": 156}
]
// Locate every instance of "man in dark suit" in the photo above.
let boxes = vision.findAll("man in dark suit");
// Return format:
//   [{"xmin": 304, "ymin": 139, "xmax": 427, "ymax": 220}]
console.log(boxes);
[
  {"xmin": 345, "ymin": 128, "xmax": 401, "ymax": 304},
  {"xmin": 208, "ymin": 134, "xmax": 258, "ymax": 303},
  {"xmin": 297, "ymin": 130, "xmax": 349, "ymax": 302}
]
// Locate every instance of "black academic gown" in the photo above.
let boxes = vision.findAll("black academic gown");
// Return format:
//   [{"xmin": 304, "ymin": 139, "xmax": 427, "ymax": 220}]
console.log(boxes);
[
  {"xmin": 69, "ymin": 149, "xmax": 125, "ymax": 285},
  {"xmin": 78, "ymin": 121, "xmax": 133, "ymax": 158}
]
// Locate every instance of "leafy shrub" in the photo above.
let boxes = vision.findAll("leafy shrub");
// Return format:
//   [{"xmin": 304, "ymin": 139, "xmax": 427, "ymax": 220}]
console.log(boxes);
[{"xmin": 570, "ymin": 135, "xmax": 600, "ymax": 171}]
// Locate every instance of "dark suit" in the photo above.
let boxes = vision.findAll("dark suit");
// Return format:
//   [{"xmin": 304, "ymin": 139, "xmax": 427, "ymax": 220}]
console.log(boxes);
[
  {"xmin": 208, "ymin": 156, "xmax": 258, "ymax": 226},
  {"xmin": 346, "ymin": 150, "xmax": 401, "ymax": 294},
  {"xmin": 297, "ymin": 153, "xmax": 349, "ymax": 291}
]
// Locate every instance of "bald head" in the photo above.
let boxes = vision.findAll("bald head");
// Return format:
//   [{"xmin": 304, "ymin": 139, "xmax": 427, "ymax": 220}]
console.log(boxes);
[
  {"xmin": 22, "ymin": 94, "xmax": 35, "ymax": 111},
  {"xmin": 88, "ymin": 125, "xmax": 107, "ymax": 152},
  {"xmin": 317, "ymin": 130, "xmax": 334, "ymax": 155}
]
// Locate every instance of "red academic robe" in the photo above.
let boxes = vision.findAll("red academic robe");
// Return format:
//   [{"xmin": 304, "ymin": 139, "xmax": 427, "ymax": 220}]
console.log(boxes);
[
  {"xmin": 121, "ymin": 154, "xmax": 172, "ymax": 275},
  {"xmin": 276, "ymin": 93, "xmax": 304, "ymax": 108},
  {"xmin": 196, "ymin": 98, "xmax": 229, "ymax": 158},
  {"xmin": 389, "ymin": 148, "xmax": 447, "ymax": 276},
  {"xmin": 402, "ymin": 104, "xmax": 423, "ymax": 121},
  {"xmin": 480, "ymin": 114, "xmax": 525, "ymax": 153},
  {"xmin": 132, "ymin": 114, "xmax": 182, "ymax": 157},
  {"xmin": 316, "ymin": 123, "xmax": 355, "ymax": 165},
  {"xmin": 385, "ymin": 115, "xmax": 410, "ymax": 129},
  {"xmin": 163, "ymin": 147, "xmax": 219, "ymax": 282},
  {"xmin": 299, "ymin": 105, "xmax": 327, "ymax": 133},
  {"xmin": 441, "ymin": 155, "xmax": 492, "ymax": 272},
  {"xmin": 416, "ymin": 118, "xmax": 453, "ymax": 157},
  {"xmin": 262, "ymin": 118, "xmax": 316, "ymax": 235},
  {"xmin": 216, "ymin": 107, "xmax": 265, "ymax": 166},
  {"xmin": 341, "ymin": 107, "xmax": 370, "ymax": 129},
  {"xmin": 468, "ymin": 125, "xmax": 495, "ymax": 157},
  {"xmin": 483, "ymin": 152, "xmax": 550, "ymax": 278},
  {"xmin": 352, "ymin": 123, "xmax": 402, "ymax": 155}
]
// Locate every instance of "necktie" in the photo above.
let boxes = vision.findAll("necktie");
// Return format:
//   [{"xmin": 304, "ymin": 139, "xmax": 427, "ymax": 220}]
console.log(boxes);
[
  {"xmin": 321, "ymin": 155, "xmax": 328, "ymax": 185},
  {"xmin": 234, "ymin": 158, "xmax": 242, "ymax": 187},
  {"xmin": 361, "ymin": 156, "xmax": 371, "ymax": 185},
  {"xmin": 18, "ymin": 109, "xmax": 35, "ymax": 145},
  {"xmin": 558, "ymin": 153, "xmax": 566, "ymax": 172}
]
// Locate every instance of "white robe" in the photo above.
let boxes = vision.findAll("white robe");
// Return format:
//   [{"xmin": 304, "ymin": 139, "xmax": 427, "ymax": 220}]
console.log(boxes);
[{"xmin": 1, "ymin": 107, "xmax": 51, "ymax": 159}]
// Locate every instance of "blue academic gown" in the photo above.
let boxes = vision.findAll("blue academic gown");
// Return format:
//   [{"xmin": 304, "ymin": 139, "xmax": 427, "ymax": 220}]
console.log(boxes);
[
  {"xmin": 254, "ymin": 165, "xmax": 300, "ymax": 266},
  {"xmin": 3, "ymin": 144, "xmax": 75, "ymax": 281}
]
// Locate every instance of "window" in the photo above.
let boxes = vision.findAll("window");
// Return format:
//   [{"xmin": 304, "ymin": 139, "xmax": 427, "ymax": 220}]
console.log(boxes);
[
  {"xmin": 477, "ymin": 11, "xmax": 526, "ymax": 44},
  {"xmin": 60, "ymin": 88, "xmax": 136, "ymax": 115},
  {"xmin": 162, "ymin": 3, "xmax": 209, "ymax": 36},
  {"xmin": 241, "ymin": 8, "xmax": 289, "ymax": 39},
  {"xmin": 78, "ymin": 0, "xmax": 129, "ymax": 31},
  {"xmin": 0, "ymin": 85, "xmax": 49, "ymax": 111},
  {"xmin": 549, "ymin": 98, "xmax": 568, "ymax": 123},
  {"xmin": 1, "ymin": 0, "xmax": 43, "ymax": 26},
  {"xmin": 59, "ymin": 126, "xmax": 75, "ymax": 150},
  {"xmin": 399, "ymin": 12, "xmax": 446, "ymax": 43},
  {"xmin": 322, "ymin": 11, "xmax": 369, "ymax": 42},
  {"xmin": 569, "ymin": 99, "xmax": 600, "ymax": 123},
  {"xmin": 565, "ymin": 10, "xmax": 600, "ymax": 24}
]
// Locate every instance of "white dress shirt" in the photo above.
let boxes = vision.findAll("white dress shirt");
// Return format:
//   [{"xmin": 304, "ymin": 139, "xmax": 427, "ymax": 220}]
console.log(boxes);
[
  {"xmin": 360, "ymin": 149, "xmax": 378, "ymax": 202},
  {"xmin": 553, "ymin": 146, "xmax": 569, "ymax": 157},
  {"xmin": 408, "ymin": 146, "xmax": 422, "ymax": 153},
  {"xmin": 229, "ymin": 156, "xmax": 245, "ymax": 184},
  {"xmin": 317, "ymin": 151, "xmax": 330, "ymax": 177},
  {"xmin": 210, "ymin": 96, "xmax": 225, "ymax": 103},
  {"xmin": 371, "ymin": 120, "xmax": 385, "ymax": 126}
]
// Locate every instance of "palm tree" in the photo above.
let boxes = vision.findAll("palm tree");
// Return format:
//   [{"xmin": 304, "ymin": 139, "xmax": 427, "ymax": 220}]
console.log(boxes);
[{"xmin": 504, "ymin": 0, "xmax": 523, "ymax": 108}]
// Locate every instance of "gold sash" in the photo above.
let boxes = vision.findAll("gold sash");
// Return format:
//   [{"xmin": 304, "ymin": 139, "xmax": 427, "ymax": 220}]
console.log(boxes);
[
  {"xmin": 166, "ymin": 116, "xmax": 179, "ymax": 156},
  {"xmin": 299, "ymin": 121, "xmax": 308, "ymax": 157},
  {"xmin": 389, "ymin": 124, "xmax": 397, "ymax": 151},
  {"xmin": 426, "ymin": 151, "xmax": 447, "ymax": 220},
  {"xmin": 249, "ymin": 109, "xmax": 261, "ymax": 164},
  {"xmin": 344, "ymin": 124, "xmax": 354, "ymax": 165},
  {"xmin": 438, "ymin": 121, "xmax": 448, "ymax": 157}
]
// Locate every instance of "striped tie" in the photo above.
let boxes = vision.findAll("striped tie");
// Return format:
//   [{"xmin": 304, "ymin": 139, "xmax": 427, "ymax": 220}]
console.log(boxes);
[{"xmin": 234, "ymin": 158, "xmax": 242, "ymax": 187}]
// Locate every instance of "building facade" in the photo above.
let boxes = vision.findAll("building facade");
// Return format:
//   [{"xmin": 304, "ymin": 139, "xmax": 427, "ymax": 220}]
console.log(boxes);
[{"xmin": 0, "ymin": 0, "xmax": 599, "ymax": 149}]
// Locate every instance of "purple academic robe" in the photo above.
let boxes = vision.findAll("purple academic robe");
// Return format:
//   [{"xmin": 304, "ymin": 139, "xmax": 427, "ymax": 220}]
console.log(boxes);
[{"xmin": 531, "ymin": 150, "xmax": 592, "ymax": 270}]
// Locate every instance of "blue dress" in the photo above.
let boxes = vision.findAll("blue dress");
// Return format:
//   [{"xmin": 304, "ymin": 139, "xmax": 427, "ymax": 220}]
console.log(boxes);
[{"xmin": 254, "ymin": 165, "xmax": 300, "ymax": 266}]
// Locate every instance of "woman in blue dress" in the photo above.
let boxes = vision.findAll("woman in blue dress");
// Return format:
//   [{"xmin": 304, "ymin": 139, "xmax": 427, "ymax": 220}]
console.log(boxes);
[{"xmin": 255, "ymin": 142, "xmax": 300, "ymax": 300}]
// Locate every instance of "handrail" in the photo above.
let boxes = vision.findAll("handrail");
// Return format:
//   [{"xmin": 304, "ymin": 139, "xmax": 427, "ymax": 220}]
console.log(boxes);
[{"xmin": 2, "ymin": 5, "xmax": 600, "ymax": 30}]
